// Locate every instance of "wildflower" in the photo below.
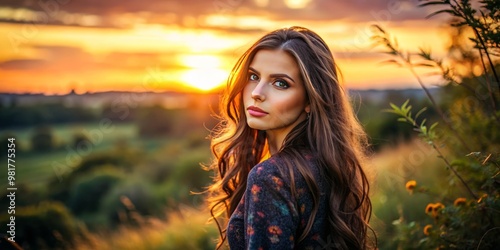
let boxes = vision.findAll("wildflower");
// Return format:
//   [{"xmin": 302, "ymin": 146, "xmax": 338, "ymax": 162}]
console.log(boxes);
[
  {"xmin": 423, "ymin": 224, "xmax": 432, "ymax": 236},
  {"xmin": 434, "ymin": 202, "xmax": 445, "ymax": 210},
  {"xmin": 425, "ymin": 203, "xmax": 434, "ymax": 214},
  {"xmin": 425, "ymin": 203, "xmax": 445, "ymax": 218},
  {"xmin": 454, "ymin": 197, "xmax": 467, "ymax": 206},
  {"xmin": 405, "ymin": 180, "xmax": 417, "ymax": 194}
]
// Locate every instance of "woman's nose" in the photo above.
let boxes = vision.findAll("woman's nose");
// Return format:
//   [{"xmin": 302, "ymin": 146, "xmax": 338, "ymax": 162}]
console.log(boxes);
[{"xmin": 251, "ymin": 81, "xmax": 266, "ymax": 101}]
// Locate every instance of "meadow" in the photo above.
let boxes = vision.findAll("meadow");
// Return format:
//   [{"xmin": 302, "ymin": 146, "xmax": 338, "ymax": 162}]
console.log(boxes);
[{"xmin": 0, "ymin": 89, "xmax": 443, "ymax": 249}]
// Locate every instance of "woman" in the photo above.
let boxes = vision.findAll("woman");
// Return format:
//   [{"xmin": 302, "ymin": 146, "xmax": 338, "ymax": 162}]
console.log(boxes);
[{"xmin": 206, "ymin": 26, "xmax": 374, "ymax": 249}]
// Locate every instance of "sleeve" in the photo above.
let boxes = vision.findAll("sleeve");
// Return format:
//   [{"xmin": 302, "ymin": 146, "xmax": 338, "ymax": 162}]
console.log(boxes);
[{"xmin": 243, "ymin": 162, "xmax": 299, "ymax": 249}]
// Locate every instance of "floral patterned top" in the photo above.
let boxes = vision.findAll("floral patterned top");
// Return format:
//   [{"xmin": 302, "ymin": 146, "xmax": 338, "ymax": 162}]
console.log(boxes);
[{"xmin": 226, "ymin": 151, "xmax": 330, "ymax": 249}]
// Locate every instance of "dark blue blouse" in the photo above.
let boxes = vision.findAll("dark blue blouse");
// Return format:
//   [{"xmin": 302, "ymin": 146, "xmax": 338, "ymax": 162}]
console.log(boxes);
[{"xmin": 226, "ymin": 151, "xmax": 330, "ymax": 249}]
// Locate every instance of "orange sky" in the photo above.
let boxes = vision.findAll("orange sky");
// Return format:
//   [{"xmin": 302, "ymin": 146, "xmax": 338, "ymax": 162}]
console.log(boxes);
[{"xmin": 0, "ymin": 0, "xmax": 453, "ymax": 94}]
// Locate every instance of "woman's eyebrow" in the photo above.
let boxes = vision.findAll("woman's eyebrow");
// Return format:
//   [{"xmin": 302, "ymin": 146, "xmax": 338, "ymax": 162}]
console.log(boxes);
[{"xmin": 248, "ymin": 66, "xmax": 296, "ymax": 83}]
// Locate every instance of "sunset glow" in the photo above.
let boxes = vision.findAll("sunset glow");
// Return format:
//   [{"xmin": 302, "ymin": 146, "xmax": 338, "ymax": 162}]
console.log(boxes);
[
  {"xmin": 0, "ymin": 1, "xmax": 450, "ymax": 94},
  {"xmin": 179, "ymin": 54, "xmax": 228, "ymax": 91}
]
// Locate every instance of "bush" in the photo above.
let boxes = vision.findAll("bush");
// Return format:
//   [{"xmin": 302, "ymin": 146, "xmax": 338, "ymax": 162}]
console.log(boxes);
[
  {"xmin": 0, "ymin": 201, "xmax": 87, "ymax": 249},
  {"xmin": 30, "ymin": 125, "xmax": 55, "ymax": 152},
  {"xmin": 100, "ymin": 180, "xmax": 164, "ymax": 226},
  {"xmin": 137, "ymin": 105, "xmax": 176, "ymax": 137},
  {"xmin": 372, "ymin": 0, "xmax": 500, "ymax": 248},
  {"xmin": 48, "ymin": 149, "xmax": 141, "ymax": 202},
  {"xmin": 68, "ymin": 168, "xmax": 125, "ymax": 215}
]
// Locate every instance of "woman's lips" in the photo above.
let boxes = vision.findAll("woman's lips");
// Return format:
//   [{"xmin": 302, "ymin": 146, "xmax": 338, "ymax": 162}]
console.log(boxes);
[{"xmin": 247, "ymin": 106, "xmax": 268, "ymax": 117}]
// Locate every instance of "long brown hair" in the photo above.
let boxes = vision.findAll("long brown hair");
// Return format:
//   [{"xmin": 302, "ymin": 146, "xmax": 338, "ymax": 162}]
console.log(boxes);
[{"xmin": 206, "ymin": 26, "xmax": 374, "ymax": 249}]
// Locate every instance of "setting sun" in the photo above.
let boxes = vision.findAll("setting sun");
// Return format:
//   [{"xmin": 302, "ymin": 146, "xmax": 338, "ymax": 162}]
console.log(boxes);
[{"xmin": 179, "ymin": 54, "xmax": 229, "ymax": 91}]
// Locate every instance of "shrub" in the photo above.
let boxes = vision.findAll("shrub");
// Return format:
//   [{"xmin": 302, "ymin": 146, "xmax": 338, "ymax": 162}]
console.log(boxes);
[
  {"xmin": 372, "ymin": 0, "xmax": 500, "ymax": 248},
  {"xmin": 67, "ymin": 168, "xmax": 125, "ymax": 215},
  {"xmin": 0, "ymin": 201, "xmax": 87, "ymax": 249},
  {"xmin": 48, "ymin": 149, "xmax": 141, "ymax": 202},
  {"xmin": 100, "ymin": 180, "xmax": 164, "ymax": 226},
  {"xmin": 30, "ymin": 125, "xmax": 55, "ymax": 152}
]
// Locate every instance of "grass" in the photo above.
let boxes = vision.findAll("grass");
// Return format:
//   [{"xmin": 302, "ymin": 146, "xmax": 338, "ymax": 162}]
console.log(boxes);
[
  {"xmin": 75, "ymin": 205, "xmax": 219, "ymax": 250},
  {"xmin": 370, "ymin": 139, "xmax": 451, "ymax": 249},
  {"xmin": 0, "ymin": 122, "xmax": 173, "ymax": 190}
]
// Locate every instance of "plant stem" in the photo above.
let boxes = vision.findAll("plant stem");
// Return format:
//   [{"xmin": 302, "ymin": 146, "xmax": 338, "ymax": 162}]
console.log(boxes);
[
  {"xmin": 407, "ymin": 65, "xmax": 472, "ymax": 152},
  {"xmin": 472, "ymin": 28, "xmax": 498, "ymax": 113},
  {"xmin": 431, "ymin": 142, "xmax": 478, "ymax": 199}
]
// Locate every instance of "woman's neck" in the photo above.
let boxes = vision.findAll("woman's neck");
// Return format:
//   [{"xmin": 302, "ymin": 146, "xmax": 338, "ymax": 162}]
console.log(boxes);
[{"xmin": 266, "ymin": 131, "xmax": 285, "ymax": 155}]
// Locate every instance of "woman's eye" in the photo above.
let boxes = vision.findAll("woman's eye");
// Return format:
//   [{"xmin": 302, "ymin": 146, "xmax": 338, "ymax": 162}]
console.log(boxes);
[
  {"xmin": 273, "ymin": 79, "xmax": 289, "ymax": 89},
  {"xmin": 249, "ymin": 73, "xmax": 259, "ymax": 81}
]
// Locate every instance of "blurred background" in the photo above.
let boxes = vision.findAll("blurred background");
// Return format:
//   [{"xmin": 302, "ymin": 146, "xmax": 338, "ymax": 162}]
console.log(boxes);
[{"xmin": 0, "ymin": 0, "xmax": 498, "ymax": 249}]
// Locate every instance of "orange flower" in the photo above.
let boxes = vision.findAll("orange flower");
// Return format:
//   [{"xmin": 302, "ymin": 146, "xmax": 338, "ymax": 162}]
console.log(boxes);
[
  {"xmin": 425, "ymin": 203, "xmax": 434, "ymax": 214},
  {"xmin": 434, "ymin": 203, "xmax": 445, "ymax": 210},
  {"xmin": 425, "ymin": 203, "xmax": 445, "ymax": 218},
  {"xmin": 423, "ymin": 224, "xmax": 432, "ymax": 236},
  {"xmin": 454, "ymin": 197, "xmax": 467, "ymax": 206},
  {"xmin": 405, "ymin": 180, "xmax": 417, "ymax": 194}
]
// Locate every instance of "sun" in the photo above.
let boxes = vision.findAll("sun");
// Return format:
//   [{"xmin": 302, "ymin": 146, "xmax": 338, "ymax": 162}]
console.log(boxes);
[{"xmin": 179, "ymin": 54, "xmax": 228, "ymax": 92}]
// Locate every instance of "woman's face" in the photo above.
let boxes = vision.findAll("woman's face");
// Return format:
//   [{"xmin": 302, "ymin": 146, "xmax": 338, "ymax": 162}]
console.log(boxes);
[{"xmin": 243, "ymin": 49, "xmax": 309, "ymax": 138}]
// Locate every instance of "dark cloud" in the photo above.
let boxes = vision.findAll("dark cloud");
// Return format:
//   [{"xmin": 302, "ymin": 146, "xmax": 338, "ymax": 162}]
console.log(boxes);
[{"xmin": 0, "ymin": 0, "xmax": 439, "ymax": 27}]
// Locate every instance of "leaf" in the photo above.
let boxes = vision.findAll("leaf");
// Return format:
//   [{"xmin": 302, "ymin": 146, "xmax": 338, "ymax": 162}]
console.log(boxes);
[
  {"xmin": 413, "ymin": 62, "xmax": 435, "ymax": 67},
  {"xmin": 381, "ymin": 59, "xmax": 403, "ymax": 67},
  {"xmin": 389, "ymin": 102, "xmax": 400, "ymax": 111},
  {"xmin": 426, "ymin": 9, "xmax": 457, "ymax": 19},
  {"xmin": 418, "ymin": 47, "xmax": 432, "ymax": 59},
  {"xmin": 402, "ymin": 99, "xmax": 410, "ymax": 110},
  {"xmin": 415, "ymin": 107, "xmax": 428, "ymax": 119},
  {"xmin": 421, "ymin": 125, "xmax": 427, "ymax": 134},
  {"xmin": 370, "ymin": 24, "xmax": 386, "ymax": 34},
  {"xmin": 418, "ymin": 1, "xmax": 449, "ymax": 7},
  {"xmin": 421, "ymin": 118, "xmax": 428, "ymax": 126},
  {"xmin": 430, "ymin": 122, "xmax": 439, "ymax": 131},
  {"xmin": 397, "ymin": 117, "xmax": 408, "ymax": 123}
]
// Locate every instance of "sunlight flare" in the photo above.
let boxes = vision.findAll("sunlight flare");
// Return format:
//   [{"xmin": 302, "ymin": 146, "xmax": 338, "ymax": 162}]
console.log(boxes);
[{"xmin": 179, "ymin": 54, "xmax": 228, "ymax": 91}]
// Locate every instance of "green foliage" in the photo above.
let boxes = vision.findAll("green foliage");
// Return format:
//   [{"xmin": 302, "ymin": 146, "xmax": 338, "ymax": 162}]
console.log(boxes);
[
  {"xmin": 0, "ymin": 102, "xmax": 96, "ymax": 129},
  {"xmin": 48, "ymin": 148, "xmax": 142, "ymax": 202},
  {"xmin": 30, "ymin": 125, "xmax": 55, "ymax": 152},
  {"xmin": 68, "ymin": 168, "xmax": 125, "ymax": 215},
  {"xmin": 72, "ymin": 132, "xmax": 91, "ymax": 150},
  {"xmin": 372, "ymin": 0, "xmax": 500, "ymax": 248},
  {"xmin": 100, "ymin": 180, "xmax": 164, "ymax": 226},
  {"xmin": 385, "ymin": 100, "xmax": 439, "ymax": 144},
  {"xmin": 0, "ymin": 201, "xmax": 87, "ymax": 249},
  {"xmin": 137, "ymin": 105, "xmax": 176, "ymax": 137}
]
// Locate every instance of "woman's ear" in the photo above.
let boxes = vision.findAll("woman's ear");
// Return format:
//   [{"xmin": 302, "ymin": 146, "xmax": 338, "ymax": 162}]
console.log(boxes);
[{"xmin": 305, "ymin": 105, "xmax": 310, "ymax": 113}]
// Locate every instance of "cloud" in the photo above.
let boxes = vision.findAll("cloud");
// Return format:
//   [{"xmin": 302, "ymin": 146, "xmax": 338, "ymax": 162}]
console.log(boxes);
[
  {"xmin": 0, "ymin": 45, "xmax": 181, "ymax": 72},
  {"xmin": 0, "ymin": 58, "xmax": 46, "ymax": 70},
  {"xmin": 0, "ymin": 0, "xmax": 440, "ymax": 28}
]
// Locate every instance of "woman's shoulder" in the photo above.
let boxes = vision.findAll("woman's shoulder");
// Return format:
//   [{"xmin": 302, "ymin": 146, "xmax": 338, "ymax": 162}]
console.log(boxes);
[{"xmin": 248, "ymin": 149, "xmax": 320, "ymax": 184}]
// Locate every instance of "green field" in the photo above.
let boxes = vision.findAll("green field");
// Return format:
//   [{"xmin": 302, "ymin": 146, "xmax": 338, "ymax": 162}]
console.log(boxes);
[{"xmin": 0, "ymin": 122, "xmax": 170, "ymax": 190}]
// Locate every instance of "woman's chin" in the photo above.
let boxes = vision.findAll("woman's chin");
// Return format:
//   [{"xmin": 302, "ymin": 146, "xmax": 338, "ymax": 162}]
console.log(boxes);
[{"xmin": 246, "ymin": 121, "xmax": 266, "ymax": 131}]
